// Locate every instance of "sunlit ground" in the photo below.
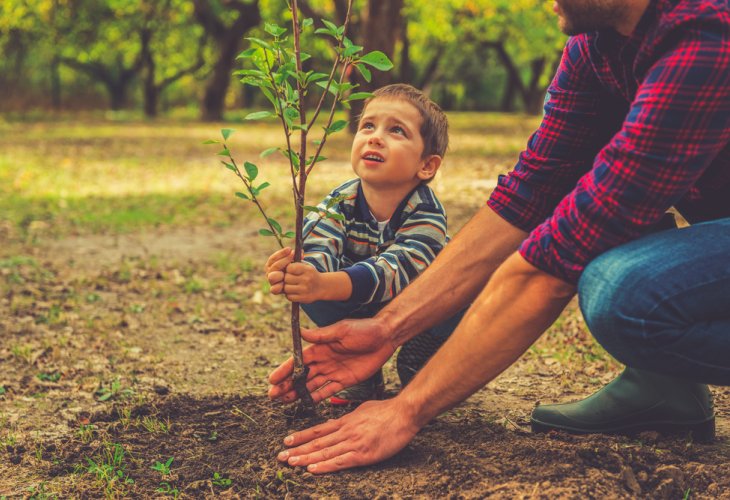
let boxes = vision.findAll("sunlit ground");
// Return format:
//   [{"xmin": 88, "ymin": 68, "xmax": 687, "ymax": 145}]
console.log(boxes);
[{"xmin": 0, "ymin": 112, "xmax": 540, "ymax": 238}]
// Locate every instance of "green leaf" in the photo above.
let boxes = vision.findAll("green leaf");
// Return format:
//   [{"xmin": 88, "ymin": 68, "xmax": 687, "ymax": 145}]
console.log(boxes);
[
  {"xmin": 255, "ymin": 182, "xmax": 270, "ymax": 193},
  {"xmin": 244, "ymin": 111, "xmax": 273, "ymax": 121},
  {"xmin": 326, "ymin": 120, "xmax": 348, "ymax": 134},
  {"xmin": 302, "ymin": 18, "xmax": 313, "ymax": 29},
  {"xmin": 322, "ymin": 19, "xmax": 339, "ymax": 34},
  {"xmin": 222, "ymin": 161, "xmax": 236, "ymax": 172},
  {"xmin": 345, "ymin": 92, "xmax": 374, "ymax": 102},
  {"xmin": 326, "ymin": 212, "xmax": 346, "ymax": 221},
  {"xmin": 235, "ymin": 191, "xmax": 250, "ymax": 200},
  {"xmin": 264, "ymin": 23, "xmax": 287, "ymax": 37},
  {"xmin": 316, "ymin": 80, "xmax": 339, "ymax": 96},
  {"xmin": 259, "ymin": 229, "xmax": 275, "ymax": 237},
  {"xmin": 247, "ymin": 37, "xmax": 272, "ymax": 50},
  {"xmin": 306, "ymin": 155, "xmax": 327, "ymax": 166},
  {"xmin": 202, "ymin": 139, "xmax": 220, "ymax": 144},
  {"xmin": 260, "ymin": 147, "xmax": 278, "ymax": 158},
  {"xmin": 283, "ymin": 107, "xmax": 300, "ymax": 127},
  {"xmin": 244, "ymin": 162, "xmax": 258, "ymax": 181},
  {"xmin": 303, "ymin": 205, "xmax": 320, "ymax": 213},
  {"xmin": 355, "ymin": 64, "xmax": 372, "ymax": 82},
  {"xmin": 267, "ymin": 218, "xmax": 282, "ymax": 234},
  {"xmin": 221, "ymin": 129, "xmax": 234, "ymax": 141},
  {"xmin": 283, "ymin": 231, "xmax": 295, "ymax": 238},
  {"xmin": 217, "ymin": 148, "xmax": 231, "ymax": 157},
  {"xmin": 236, "ymin": 47, "xmax": 258, "ymax": 59},
  {"xmin": 343, "ymin": 43, "xmax": 364, "ymax": 58},
  {"xmin": 359, "ymin": 51, "xmax": 393, "ymax": 71}
]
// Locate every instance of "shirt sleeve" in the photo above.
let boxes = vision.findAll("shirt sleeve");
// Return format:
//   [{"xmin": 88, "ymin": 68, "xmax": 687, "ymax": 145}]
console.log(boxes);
[
  {"xmin": 343, "ymin": 204, "xmax": 448, "ymax": 304},
  {"xmin": 487, "ymin": 36, "xmax": 627, "ymax": 232},
  {"xmin": 520, "ymin": 18, "xmax": 730, "ymax": 284},
  {"xmin": 301, "ymin": 191, "xmax": 347, "ymax": 273}
]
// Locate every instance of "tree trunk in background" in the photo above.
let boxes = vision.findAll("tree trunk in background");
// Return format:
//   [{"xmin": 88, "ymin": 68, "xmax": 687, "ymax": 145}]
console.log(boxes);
[
  {"xmin": 347, "ymin": 0, "xmax": 404, "ymax": 131},
  {"xmin": 50, "ymin": 56, "xmax": 62, "ymax": 110},
  {"xmin": 60, "ymin": 54, "xmax": 142, "ymax": 111},
  {"xmin": 193, "ymin": 0, "xmax": 261, "ymax": 121},
  {"xmin": 523, "ymin": 58, "xmax": 547, "ymax": 115}
]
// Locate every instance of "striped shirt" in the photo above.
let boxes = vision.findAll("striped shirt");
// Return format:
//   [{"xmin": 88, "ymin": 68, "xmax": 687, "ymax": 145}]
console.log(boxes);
[
  {"xmin": 303, "ymin": 179, "xmax": 448, "ymax": 304},
  {"xmin": 488, "ymin": 0, "xmax": 730, "ymax": 284}
]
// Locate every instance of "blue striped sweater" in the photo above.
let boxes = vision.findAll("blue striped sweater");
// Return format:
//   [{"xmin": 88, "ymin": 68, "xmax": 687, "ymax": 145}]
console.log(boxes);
[{"xmin": 303, "ymin": 178, "xmax": 449, "ymax": 304}]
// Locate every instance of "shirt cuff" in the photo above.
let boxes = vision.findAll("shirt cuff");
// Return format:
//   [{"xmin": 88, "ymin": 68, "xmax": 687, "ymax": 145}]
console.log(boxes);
[
  {"xmin": 518, "ymin": 222, "xmax": 583, "ymax": 285},
  {"xmin": 342, "ymin": 263, "xmax": 377, "ymax": 304}
]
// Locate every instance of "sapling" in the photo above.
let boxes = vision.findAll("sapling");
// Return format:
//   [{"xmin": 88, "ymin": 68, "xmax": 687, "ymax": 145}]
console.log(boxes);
[{"xmin": 206, "ymin": 0, "xmax": 392, "ymax": 412}]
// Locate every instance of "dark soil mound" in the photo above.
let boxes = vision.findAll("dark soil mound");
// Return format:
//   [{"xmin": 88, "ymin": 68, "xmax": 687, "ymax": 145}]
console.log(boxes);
[{"xmin": 37, "ymin": 394, "xmax": 730, "ymax": 498}]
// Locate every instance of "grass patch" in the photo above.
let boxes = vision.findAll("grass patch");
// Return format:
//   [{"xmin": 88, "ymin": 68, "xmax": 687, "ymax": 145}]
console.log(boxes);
[{"xmin": 0, "ymin": 113, "xmax": 540, "ymax": 240}]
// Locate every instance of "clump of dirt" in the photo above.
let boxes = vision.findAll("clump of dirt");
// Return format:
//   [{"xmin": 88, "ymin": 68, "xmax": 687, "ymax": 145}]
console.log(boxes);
[{"xmin": 18, "ymin": 394, "xmax": 730, "ymax": 498}]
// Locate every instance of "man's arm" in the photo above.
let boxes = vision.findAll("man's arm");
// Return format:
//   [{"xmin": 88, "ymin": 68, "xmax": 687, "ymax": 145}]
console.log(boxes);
[
  {"xmin": 268, "ymin": 205, "xmax": 527, "ymax": 402},
  {"xmin": 277, "ymin": 253, "xmax": 575, "ymax": 473}
]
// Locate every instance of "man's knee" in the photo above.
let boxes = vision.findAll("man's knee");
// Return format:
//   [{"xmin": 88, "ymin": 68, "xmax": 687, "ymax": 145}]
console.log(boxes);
[{"xmin": 578, "ymin": 249, "xmax": 652, "ymax": 362}]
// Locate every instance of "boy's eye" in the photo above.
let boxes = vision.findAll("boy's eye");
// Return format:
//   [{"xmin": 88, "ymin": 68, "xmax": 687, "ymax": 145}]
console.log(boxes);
[
  {"xmin": 361, "ymin": 122, "xmax": 375, "ymax": 130},
  {"xmin": 391, "ymin": 126, "xmax": 406, "ymax": 136}
]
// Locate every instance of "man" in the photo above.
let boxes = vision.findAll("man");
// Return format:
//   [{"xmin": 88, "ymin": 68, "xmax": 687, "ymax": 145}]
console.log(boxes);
[{"xmin": 267, "ymin": 0, "xmax": 730, "ymax": 474}]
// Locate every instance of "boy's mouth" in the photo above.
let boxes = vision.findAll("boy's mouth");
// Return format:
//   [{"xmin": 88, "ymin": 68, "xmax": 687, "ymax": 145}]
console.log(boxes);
[{"xmin": 362, "ymin": 151, "xmax": 385, "ymax": 163}]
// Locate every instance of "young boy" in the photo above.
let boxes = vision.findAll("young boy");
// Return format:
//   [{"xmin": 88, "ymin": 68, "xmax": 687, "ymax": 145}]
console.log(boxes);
[{"xmin": 264, "ymin": 84, "xmax": 463, "ymax": 404}]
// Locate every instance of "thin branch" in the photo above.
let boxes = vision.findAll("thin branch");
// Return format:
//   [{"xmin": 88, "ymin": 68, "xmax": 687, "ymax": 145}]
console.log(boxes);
[
  {"xmin": 306, "ymin": 59, "xmax": 350, "ymax": 177},
  {"xmin": 263, "ymin": 50, "xmax": 299, "ymax": 198},
  {"xmin": 223, "ymin": 143, "xmax": 284, "ymax": 248}
]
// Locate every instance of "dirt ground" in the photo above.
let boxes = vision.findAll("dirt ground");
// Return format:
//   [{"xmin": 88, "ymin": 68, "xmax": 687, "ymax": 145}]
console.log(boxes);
[{"xmin": 1, "ymin": 221, "xmax": 729, "ymax": 498}]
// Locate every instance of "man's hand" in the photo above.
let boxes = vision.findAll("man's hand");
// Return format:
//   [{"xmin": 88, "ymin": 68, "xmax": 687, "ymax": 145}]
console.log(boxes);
[
  {"xmin": 268, "ymin": 317, "xmax": 394, "ymax": 404},
  {"xmin": 276, "ymin": 398, "xmax": 420, "ymax": 473}
]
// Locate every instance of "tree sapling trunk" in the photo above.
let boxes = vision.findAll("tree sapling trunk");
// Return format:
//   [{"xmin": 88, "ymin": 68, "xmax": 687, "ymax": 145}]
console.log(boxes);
[{"xmin": 206, "ymin": 0, "xmax": 393, "ymax": 417}]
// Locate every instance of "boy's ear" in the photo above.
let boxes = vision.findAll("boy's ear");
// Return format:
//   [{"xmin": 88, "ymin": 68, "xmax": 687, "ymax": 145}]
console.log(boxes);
[{"xmin": 417, "ymin": 155, "xmax": 442, "ymax": 181}]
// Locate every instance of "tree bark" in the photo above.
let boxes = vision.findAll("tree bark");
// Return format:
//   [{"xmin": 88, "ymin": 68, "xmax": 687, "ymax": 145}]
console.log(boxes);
[
  {"xmin": 59, "ymin": 55, "xmax": 142, "ymax": 111},
  {"xmin": 193, "ymin": 0, "xmax": 261, "ymax": 121},
  {"xmin": 347, "ymin": 0, "xmax": 404, "ymax": 131}
]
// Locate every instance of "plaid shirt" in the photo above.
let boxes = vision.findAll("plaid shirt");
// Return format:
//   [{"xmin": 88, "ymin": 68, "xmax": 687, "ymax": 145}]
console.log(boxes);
[
  {"xmin": 303, "ymin": 179, "xmax": 448, "ymax": 304},
  {"xmin": 488, "ymin": 0, "xmax": 730, "ymax": 284}
]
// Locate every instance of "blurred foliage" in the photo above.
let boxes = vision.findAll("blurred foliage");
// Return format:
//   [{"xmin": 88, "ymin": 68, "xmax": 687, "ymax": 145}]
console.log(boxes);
[{"xmin": 0, "ymin": 0, "xmax": 566, "ymax": 115}]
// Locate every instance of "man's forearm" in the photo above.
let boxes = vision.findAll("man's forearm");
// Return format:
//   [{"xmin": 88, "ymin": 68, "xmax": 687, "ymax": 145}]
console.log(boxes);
[
  {"xmin": 379, "ymin": 205, "xmax": 528, "ymax": 347},
  {"xmin": 398, "ymin": 253, "xmax": 576, "ymax": 427}
]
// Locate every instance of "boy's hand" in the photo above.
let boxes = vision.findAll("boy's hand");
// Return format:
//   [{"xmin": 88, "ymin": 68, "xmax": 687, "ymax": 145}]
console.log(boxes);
[
  {"xmin": 265, "ymin": 247, "xmax": 294, "ymax": 296},
  {"xmin": 277, "ymin": 262, "xmax": 323, "ymax": 304}
]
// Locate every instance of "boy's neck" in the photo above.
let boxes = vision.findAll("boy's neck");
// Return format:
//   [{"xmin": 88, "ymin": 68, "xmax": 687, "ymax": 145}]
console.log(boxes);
[{"xmin": 360, "ymin": 180, "xmax": 419, "ymax": 222}]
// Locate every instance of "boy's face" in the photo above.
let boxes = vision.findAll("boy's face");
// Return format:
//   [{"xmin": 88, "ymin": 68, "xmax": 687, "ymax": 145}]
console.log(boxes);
[{"xmin": 351, "ymin": 97, "xmax": 438, "ymax": 191}]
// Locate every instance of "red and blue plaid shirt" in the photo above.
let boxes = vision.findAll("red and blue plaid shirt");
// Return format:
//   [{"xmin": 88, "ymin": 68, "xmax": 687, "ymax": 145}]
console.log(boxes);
[{"xmin": 488, "ymin": 0, "xmax": 730, "ymax": 284}]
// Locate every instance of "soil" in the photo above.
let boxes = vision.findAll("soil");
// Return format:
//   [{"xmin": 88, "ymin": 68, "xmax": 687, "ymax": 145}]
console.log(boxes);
[{"xmin": 2, "ymin": 222, "xmax": 729, "ymax": 499}]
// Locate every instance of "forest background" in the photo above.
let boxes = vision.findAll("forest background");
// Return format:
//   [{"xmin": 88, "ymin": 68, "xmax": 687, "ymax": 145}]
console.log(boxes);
[{"xmin": 0, "ymin": 0, "xmax": 565, "ymax": 119}]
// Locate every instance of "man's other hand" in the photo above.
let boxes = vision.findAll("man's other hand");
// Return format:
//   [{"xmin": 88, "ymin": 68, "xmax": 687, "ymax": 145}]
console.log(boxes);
[
  {"xmin": 276, "ymin": 398, "xmax": 420, "ymax": 473},
  {"xmin": 268, "ymin": 317, "xmax": 395, "ymax": 404}
]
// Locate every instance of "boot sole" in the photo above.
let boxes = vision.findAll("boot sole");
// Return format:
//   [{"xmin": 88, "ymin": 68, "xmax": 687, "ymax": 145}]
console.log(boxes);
[{"xmin": 530, "ymin": 416, "xmax": 715, "ymax": 442}]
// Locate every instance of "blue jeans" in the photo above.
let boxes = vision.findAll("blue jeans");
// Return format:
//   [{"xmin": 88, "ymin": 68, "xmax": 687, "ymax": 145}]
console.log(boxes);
[{"xmin": 578, "ymin": 217, "xmax": 730, "ymax": 385}]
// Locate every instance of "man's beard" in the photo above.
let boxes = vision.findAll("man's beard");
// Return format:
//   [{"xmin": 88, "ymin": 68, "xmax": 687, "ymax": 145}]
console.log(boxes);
[{"xmin": 556, "ymin": 0, "xmax": 626, "ymax": 36}]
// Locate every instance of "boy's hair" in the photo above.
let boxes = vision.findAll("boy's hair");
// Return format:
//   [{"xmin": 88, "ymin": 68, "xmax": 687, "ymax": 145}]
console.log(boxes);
[{"xmin": 364, "ymin": 83, "xmax": 449, "ymax": 159}]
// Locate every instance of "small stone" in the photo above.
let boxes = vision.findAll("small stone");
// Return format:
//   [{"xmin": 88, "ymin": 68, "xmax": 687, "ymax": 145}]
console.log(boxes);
[{"xmin": 621, "ymin": 466, "xmax": 642, "ymax": 494}]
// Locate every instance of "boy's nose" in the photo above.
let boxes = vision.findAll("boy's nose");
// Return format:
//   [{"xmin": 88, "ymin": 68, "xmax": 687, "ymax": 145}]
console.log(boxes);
[{"xmin": 367, "ymin": 134, "xmax": 384, "ymax": 146}]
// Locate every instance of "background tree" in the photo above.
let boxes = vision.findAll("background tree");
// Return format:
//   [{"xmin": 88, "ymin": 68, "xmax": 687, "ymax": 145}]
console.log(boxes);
[
  {"xmin": 139, "ymin": 0, "xmax": 207, "ymax": 117},
  {"xmin": 192, "ymin": 0, "xmax": 261, "ymax": 121},
  {"xmin": 297, "ymin": 0, "xmax": 404, "ymax": 129}
]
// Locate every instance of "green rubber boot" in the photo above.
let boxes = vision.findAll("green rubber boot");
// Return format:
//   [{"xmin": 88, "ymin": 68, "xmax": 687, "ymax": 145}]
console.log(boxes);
[{"xmin": 531, "ymin": 368, "xmax": 715, "ymax": 441}]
